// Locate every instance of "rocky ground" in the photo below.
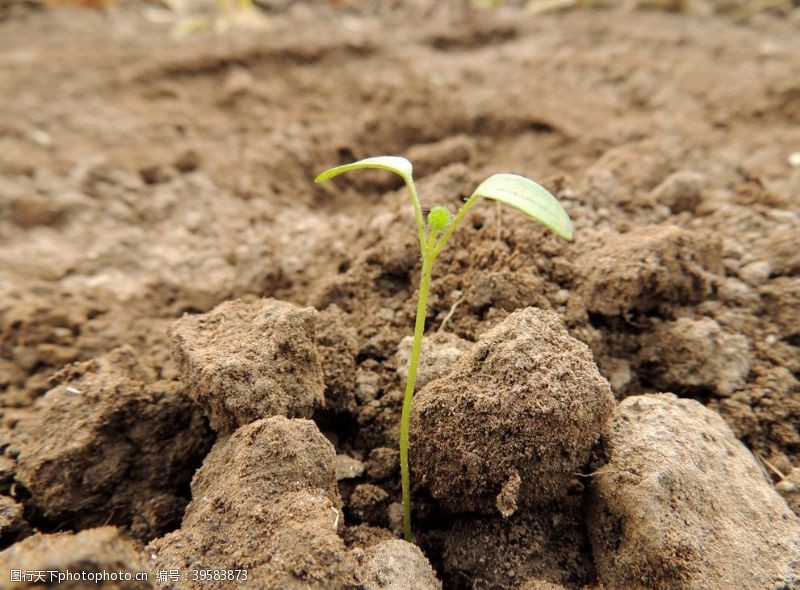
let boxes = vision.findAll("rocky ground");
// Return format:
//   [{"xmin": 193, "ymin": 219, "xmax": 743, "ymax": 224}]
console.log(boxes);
[{"xmin": 0, "ymin": 1, "xmax": 799, "ymax": 588}]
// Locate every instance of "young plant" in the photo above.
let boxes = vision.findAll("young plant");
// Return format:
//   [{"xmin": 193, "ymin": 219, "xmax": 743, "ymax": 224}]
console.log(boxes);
[{"xmin": 315, "ymin": 156, "xmax": 573, "ymax": 542}]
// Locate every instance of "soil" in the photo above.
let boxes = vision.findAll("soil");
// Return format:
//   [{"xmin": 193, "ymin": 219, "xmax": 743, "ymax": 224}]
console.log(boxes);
[
  {"xmin": 410, "ymin": 308, "xmax": 615, "ymax": 514},
  {"xmin": 1, "ymin": 1, "xmax": 799, "ymax": 589}
]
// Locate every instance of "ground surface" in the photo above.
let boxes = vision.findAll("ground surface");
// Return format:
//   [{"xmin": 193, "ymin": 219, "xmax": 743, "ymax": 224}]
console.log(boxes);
[{"xmin": 0, "ymin": 2, "xmax": 799, "ymax": 589}]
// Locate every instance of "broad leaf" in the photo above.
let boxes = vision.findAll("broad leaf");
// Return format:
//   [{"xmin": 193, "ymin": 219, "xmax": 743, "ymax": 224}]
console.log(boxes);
[
  {"xmin": 315, "ymin": 156, "xmax": 413, "ymax": 184},
  {"xmin": 471, "ymin": 173, "xmax": 573, "ymax": 240}
]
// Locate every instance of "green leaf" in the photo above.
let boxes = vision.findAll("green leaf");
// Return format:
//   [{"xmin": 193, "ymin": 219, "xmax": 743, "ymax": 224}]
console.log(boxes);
[
  {"xmin": 315, "ymin": 155, "xmax": 428, "ymax": 251},
  {"xmin": 315, "ymin": 156, "xmax": 413, "ymax": 184},
  {"xmin": 471, "ymin": 173, "xmax": 573, "ymax": 241}
]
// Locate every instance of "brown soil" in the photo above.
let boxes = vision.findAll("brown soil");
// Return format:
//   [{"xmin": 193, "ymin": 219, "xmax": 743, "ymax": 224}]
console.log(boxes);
[
  {"xmin": 411, "ymin": 308, "xmax": 615, "ymax": 514},
  {"xmin": 1, "ymin": 2, "xmax": 799, "ymax": 588}
]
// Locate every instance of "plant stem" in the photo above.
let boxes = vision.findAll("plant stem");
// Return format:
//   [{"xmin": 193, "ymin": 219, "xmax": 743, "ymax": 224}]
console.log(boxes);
[
  {"xmin": 400, "ymin": 251, "xmax": 434, "ymax": 542},
  {"xmin": 431, "ymin": 193, "xmax": 479, "ymax": 259},
  {"xmin": 406, "ymin": 179, "xmax": 428, "ymax": 252}
]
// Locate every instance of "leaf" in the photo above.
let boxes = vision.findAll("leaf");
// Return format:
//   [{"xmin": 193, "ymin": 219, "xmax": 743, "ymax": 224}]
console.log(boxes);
[
  {"xmin": 315, "ymin": 155, "xmax": 428, "ymax": 250},
  {"xmin": 315, "ymin": 156, "xmax": 413, "ymax": 184},
  {"xmin": 471, "ymin": 173, "xmax": 573, "ymax": 240}
]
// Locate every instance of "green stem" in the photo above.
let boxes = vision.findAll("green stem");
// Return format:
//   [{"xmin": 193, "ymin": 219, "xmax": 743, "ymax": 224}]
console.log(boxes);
[
  {"xmin": 430, "ymin": 193, "xmax": 479, "ymax": 259},
  {"xmin": 406, "ymin": 179, "xmax": 428, "ymax": 252},
  {"xmin": 400, "ymin": 251, "xmax": 434, "ymax": 542},
  {"xmin": 399, "ymin": 194, "xmax": 479, "ymax": 542}
]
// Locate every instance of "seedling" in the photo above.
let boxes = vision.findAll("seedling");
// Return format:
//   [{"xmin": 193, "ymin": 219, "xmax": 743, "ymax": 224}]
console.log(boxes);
[{"xmin": 315, "ymin": 156, "xmax": 573, "ymax": 542}]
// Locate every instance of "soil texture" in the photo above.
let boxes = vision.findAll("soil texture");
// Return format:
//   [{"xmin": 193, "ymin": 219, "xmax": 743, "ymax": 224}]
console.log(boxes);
[{"xmin": 1, "ymin": 1, "xmax": 799, "ymax": 588}]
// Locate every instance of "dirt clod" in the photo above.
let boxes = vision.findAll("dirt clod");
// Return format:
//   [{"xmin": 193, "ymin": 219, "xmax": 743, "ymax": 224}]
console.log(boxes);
[
  {"xmin": 410, "ymin": 307, "xmax": 615, "ymax": 513},
  {"xmin": 395, "ymin": 331, "xmax": 471, "ymax": 391},
  {"xmin": 439, "ymin": 497, "xmax": 595, "ymax": 590},
  {"xmin": 341, "ymin": 524, "xmax": 395, "ymax": 550},
  {"xmin": 649, "ymin": 170, "xmax": 706, "ymax": 213},
  {"xmin": 0, "ymin": 527, "xmax": 153, "ymax": 589},
  {"xmin": 577, "ymin": 225, "xmax": 722, "ymax": 316},
  {"xmin": 1, "ymin": 3, "xmax": 799, "ymax": 587},
  {"xmin": 519, "ymin": 579, "xmax": 566, "ymax": 590},
  {"xmin": 149, "ymin": 416, "xmax": 360, "ymax": 589},
  {"xmin": 406, "ymin": 135, "xmax": 474, "ymax": 179},
  {"xmin": 13, "ymin": 346, "xmax": 211, "ymax": 541},
  {"xmin": 588, "ymin": 393, "xmax": 800, "ymax": 590},
  {"xmin": 761, "ymin": 277, "xmax": 800, "ymax": 339},
  {"xmin": 349, "ymin": 483, "xmax": 390, "ymax": 526},
  {"xmin": 169, "ymin": 298, "xmax": 324, "ymax": 433},
  {"xmin": 7, "ymin": 194, "xmax": 75, "ymax": 228},
  {"xmin": 366, "ymin": 447, "xmax": 399, "ymax": 481},
  {"xmin": 315, "ymin": 305, "xmax": 359, "ymax": 415},
  {"xmin": 335, "ymin": 454, "xmax": 365, "ymax": 481},
  {"xmin": 355, "ymin": 539, "xmax": 441, "ymax": 590},
  {"xmin": 639, "ymin": 317, "xmax": 750, "ymax": 396},
  {"xmin": 518, "ymin": 581, "xmax": 570, "ymax": 590},
  {"xmin": 464, "ymin": 270, "xmax": 550, "ymax": 315},
  {"xmin": 0, "ymin": 496, "xmax": 29, "ymax": 549},
  {"xmin": 739, "ymin": 260, "xmax": 772, "ymax": 286},
  {"xmin": 755, "ymin": 226, "xmax": 800, "ymax": 277},
  {"xmin": 776, "ymin": 468, "xmax": 800, "ymax": 517}
]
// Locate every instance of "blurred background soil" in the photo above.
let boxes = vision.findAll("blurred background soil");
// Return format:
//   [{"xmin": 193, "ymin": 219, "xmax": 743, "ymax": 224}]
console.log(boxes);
[{"xmin": 0, "ymin": 0, "xmax": 798, "ymax": 586}]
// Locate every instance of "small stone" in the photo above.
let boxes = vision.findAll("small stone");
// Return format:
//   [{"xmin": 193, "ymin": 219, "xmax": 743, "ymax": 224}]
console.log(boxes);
[
  {"xmin": 605, "ymin": 357, "xmax": 632, "ymax": 394},
  {"xmin": 495, "ymin": 470, "xmax": 521, "ymax": 518},
  {"xmin": 650, "ymin": 170, "xmax": 706, "ymax": 213},
  {"xmin": 551, "ymin": 289, "xmax": 570, "ymax": 305},
  {"xmin": 376, "ymin": 307, "xmax": 395, "ymax": 322},
  {"xmin": 717, "ymin": 277, "xmax": 758, "ymax": 306},
  {"xmin": 335, "ymin": 454, "xmax": 365, "ymax": 481},
  {"xmin": 221, "ymin": 66, "xmax": 254, "ymax": 101},
  {"xmin": 739, "ymin": 260, "xmax": 772, "ymax": 286}
]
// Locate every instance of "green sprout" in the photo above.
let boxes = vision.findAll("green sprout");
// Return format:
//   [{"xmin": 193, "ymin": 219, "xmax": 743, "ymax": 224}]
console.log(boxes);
[{"xmin": 315, "ymin": 156, "xmax": 573, "ymax": 542}]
